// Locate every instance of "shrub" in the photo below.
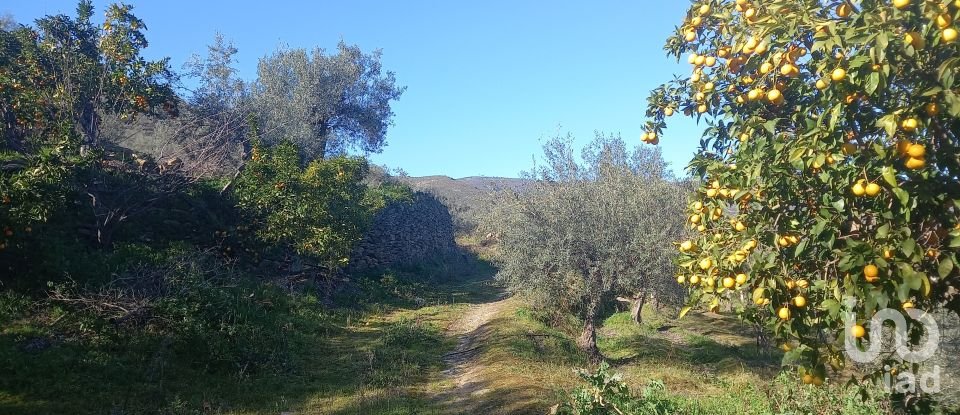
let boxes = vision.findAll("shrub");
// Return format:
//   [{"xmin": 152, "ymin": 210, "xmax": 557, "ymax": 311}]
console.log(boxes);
[
  {"xmin": 559, "ymin": 363, "xmax": 677, "ymax": 415},
  {"xmin": 232, "ymin": 138, "xmax": 376, "ymax": 275}
]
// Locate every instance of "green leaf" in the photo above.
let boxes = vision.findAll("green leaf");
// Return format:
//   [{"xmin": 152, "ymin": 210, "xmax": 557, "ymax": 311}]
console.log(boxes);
[
  {"xmin": 820, "ymin": 299, "xmax": 841, "ymax": 319},
  {"xmin": 950, "ymin": 235, "xmax": 960, "ymax": 248},
  {"xmin": 832, "ymin": 198, "xmax": 845, "ymax": 212},
  {"xmin": 900, "ymin": 239, "xmax": 917, "ymax": 257},
  {"xmin": 829, "ymin": 103, "xmax": 843, "ymax": 131},
  {"xmin": 865, "ymin": 72, "xmax": 880, "ymax": 94},
  {"xmin": 892, "ymin": 188, "xmax": 909, "ymax": 205},
  {"xmin": 881, "ymin": 166, "xmax": 899, "ymax": 188},
  {"xmin": 794, "ymin": 239, "xmax": 808, "ymax": 258},
  {"xmin": 876, "ymin": 224, "xmax": 890, "ymax": 239},
  {"xmin": 939, "ymin": 258, "xmax": 954, "ymax": 279},
  {"xmin": 877, "ymin": 114, "xmax": 898, "ymax": 137}
]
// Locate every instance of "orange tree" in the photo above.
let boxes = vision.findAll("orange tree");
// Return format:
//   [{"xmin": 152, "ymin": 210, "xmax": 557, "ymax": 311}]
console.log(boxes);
[
  {"xmin": 646, "ymin": 0, "xmax": 960, "ymax": 385},
  {"xmin": 231, "ymin": 137, "xmax": 391, "ymax": 279},
  {"xmin": 0, "ymin": 1, "xmax": 175, "ymax": 254}
]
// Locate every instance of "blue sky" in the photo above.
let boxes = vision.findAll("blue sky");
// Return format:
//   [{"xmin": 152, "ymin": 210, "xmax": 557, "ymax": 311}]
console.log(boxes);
[{"xmin": 4, "ymin": 1, "xmax": 703, "ymax": 178}]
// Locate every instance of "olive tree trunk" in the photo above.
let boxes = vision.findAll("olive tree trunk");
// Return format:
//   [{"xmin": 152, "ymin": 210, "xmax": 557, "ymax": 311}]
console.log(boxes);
[{"xmin": 578, "ymin": 296, "xmax": 602, "ymax": 363}]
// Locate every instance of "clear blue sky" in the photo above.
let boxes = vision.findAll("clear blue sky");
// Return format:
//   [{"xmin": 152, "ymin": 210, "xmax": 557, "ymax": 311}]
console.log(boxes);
[{"xmin": 4, "ymin": 1, "xmax": 704, "ymax": 179}]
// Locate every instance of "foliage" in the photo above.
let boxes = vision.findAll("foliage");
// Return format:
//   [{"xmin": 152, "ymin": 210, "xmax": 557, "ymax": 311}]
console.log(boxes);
[
  {"xmin": 0, "ymin": 0, "xmax": 176, "ymax": 256},
  {"xmin": 28, "ymin": 0, "xmax": 176, "ymax": 145},
  {"xmin": 232, "ymin": 137, "xmax": 378, "ymax": 274},
  {"xmin": 183, "ymin": 32, "xmax": 246, "ymax": 119},
  {"xmin": 251, "ymin": 42, "xmax": 405, "ymax": 160},
  {"xmin": 645, "ymin": 0, "xmax": 960, "ymax": 385},
  {"xmin": 489, "ymin": 133, "xmax": 686, "ymax": 358},
  {"xmin": 561, "ymin": 364, "xmax": 890, "ymax": 415},
  {"xmin": 560, "ymin": 363, "xmax": 677, "ymax": 415}
]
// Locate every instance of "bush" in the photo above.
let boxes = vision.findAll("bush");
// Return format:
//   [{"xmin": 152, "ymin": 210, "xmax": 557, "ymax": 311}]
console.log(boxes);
[
  {"xmin": 560, "ymin": 364, "xmax": 892, "ymax": 415},
  {"xmin": 559, "ymin": 363, "xmax": 677, "ymax": 415},
  {"xmin": 232, "ymin": 139, "xmax": 377, "ymax": 274}
]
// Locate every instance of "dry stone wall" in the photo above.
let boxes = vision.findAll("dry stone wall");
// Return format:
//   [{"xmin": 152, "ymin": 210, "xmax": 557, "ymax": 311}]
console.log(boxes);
[{"xmin": 347, "ymin": 191, "xmax": 464, "ymax": 273}]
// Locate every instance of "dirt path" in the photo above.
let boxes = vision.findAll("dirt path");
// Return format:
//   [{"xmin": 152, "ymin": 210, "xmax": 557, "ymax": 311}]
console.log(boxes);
[{"xmin": 435, "ymin": 297, "xmax": 511, "ymax": 413}]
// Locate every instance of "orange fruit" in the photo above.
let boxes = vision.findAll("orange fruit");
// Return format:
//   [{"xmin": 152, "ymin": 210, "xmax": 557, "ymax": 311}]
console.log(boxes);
[
  {"xmin": 778, "ymin": 307, "xmax": 791, "ymax": 320},
  {"xmin": 851, "ymin": 324, "xmax": 866, "ymax": 338},
  {"xmin": 863, "ymin": 264, "xmax": 879, "ymax": 279}
]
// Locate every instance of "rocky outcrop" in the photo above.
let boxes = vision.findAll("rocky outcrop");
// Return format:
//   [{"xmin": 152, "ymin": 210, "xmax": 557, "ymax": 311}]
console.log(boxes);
[{"xmin": 347, "ymin": 192, "xmax": 463, "ymax": 273}]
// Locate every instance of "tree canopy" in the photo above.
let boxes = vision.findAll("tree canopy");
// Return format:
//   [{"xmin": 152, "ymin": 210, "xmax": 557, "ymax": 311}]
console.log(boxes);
[
  {"xmin": 646, "ymin": 0, "xmax": 960, "ymax": 387},
  {"xmin": 490, "ymin": 133, "xmax": 687, "ymax": 360},
  {"xmin": 251, "ymin": 42, "xmax": 405, "ymax": 161}
]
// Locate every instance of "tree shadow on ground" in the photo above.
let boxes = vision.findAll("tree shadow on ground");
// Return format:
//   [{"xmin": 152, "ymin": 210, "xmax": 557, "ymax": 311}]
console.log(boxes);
[
  {"xmin": 600, "ymin": 310, "xmax": 782, "ymax": 380},
  {"xmin": 0, "ymin": 248, "xmax": 502, "ymax": 415}
]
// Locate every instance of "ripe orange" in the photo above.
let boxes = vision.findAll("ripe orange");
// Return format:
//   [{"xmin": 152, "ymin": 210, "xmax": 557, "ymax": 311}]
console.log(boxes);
[
  {"xmin": 793, "ymin": 295, "xmax": 807, "ymax": 308},
  {"xmin": 851, "ymin": 324, "xmax": 866, "ymax": 338},
  {"xmin": 905, "ymin": 31, "xmax": 925, "ymax": 49},
  {"xmin": 837, "ymin": 3, "xmax": 852, "ymax": 18},
  {"xmin": 831, "ymin": 68, "xmax": 847, "ymax": 82},
  {"xmin": 851, "ymin": 180, "xmax": 866, "ymax": 196},
  {"xmin": 901, "ymin": 117, "xmax": 919, "ymax": 133},
  {"xmin": 944, "ymin": 27, "xmax": 959, "ymax": 43},
  {"xmin": 767, "ymin": 89, "xmax": 784, "ymax": 105},
  {"xmin": 896, "ymin": 140, "xmax": 912, "ymax": 156},
  {"xmin": 780, "ymin": 63, "xmax": 799, "ymax": 77},
  {"xmin": 760, "ymin": 62, "xmax": 773, "ymax": 74},
  {"xmin": 863, "ymin": 264, "xmax": 879, "ymax": 280},
  {"xmin": 735, "ymin": 273, "xmax": 748, "ymax": 285},
  {"xmin": 865, "ymin": 182, "xmax": 881, "ymax": 197},
  {"xmin": 699, "ymin": 257, "xmax": 714, "ymax": 270},
  {"xmin": 722, "ymin": 277, "xmax": 735, "ymax": 288},
  {"xmin": 892, "ymin": 0, "xmax": 911, "ymax": 10},
  {"xmin": 905, "ymin": 157, "xmax": 926, "ymax": 169},
  {"xmin": 778, "ymin": 307, "xmax": 791, "ymax": 320},
  {"xmin": 906, "ymin": 143, "xmax": 926, "ymax": 158},
  {"xmin": 937, "ymin": 13, "xmax": 953, "ymax": 29}
]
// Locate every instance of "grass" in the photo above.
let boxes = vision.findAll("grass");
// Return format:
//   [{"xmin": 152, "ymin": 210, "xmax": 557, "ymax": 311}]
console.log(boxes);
[
  {"xmin": 0, "ymin": 258, "xmax": 498, "ymax": 415},
  {"xmin": 0, "ymin": 255, "xmax": 942, "ymax": 414}
]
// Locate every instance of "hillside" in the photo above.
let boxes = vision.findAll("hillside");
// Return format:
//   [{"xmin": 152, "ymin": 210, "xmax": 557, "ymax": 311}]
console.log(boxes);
[{"xmin": 399, "ymin": 176, "xmax": 531, "ymax": 233}]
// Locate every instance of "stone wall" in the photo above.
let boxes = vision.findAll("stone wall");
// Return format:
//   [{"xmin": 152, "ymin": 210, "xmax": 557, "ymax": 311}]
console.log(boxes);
[{"xmin": 347, "ymin": 191, "xmax": 464, "ymax": 273}]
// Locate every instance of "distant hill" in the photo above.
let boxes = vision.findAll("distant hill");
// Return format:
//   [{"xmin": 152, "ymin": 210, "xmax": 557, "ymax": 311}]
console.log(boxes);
[
  {"xmin": 398, "ymin": 175, "xmax": 531, "ymax": 233},
  {"xmin": 401, "ymin": 175, "xmax": 529, "ymax": 198}
]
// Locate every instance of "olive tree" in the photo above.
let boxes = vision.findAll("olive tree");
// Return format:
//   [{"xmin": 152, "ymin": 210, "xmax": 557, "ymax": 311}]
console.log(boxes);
[
  {"xmin": 490, "ymin": 133, "xmax": 687, "ymax": 361},
  {"xmin": 183, "ymin": 33, "xmax": 246, "ymax": 120},
  {"xmin": 250, "ymin": 42, "xmax": 405, "ymax": 160}
]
